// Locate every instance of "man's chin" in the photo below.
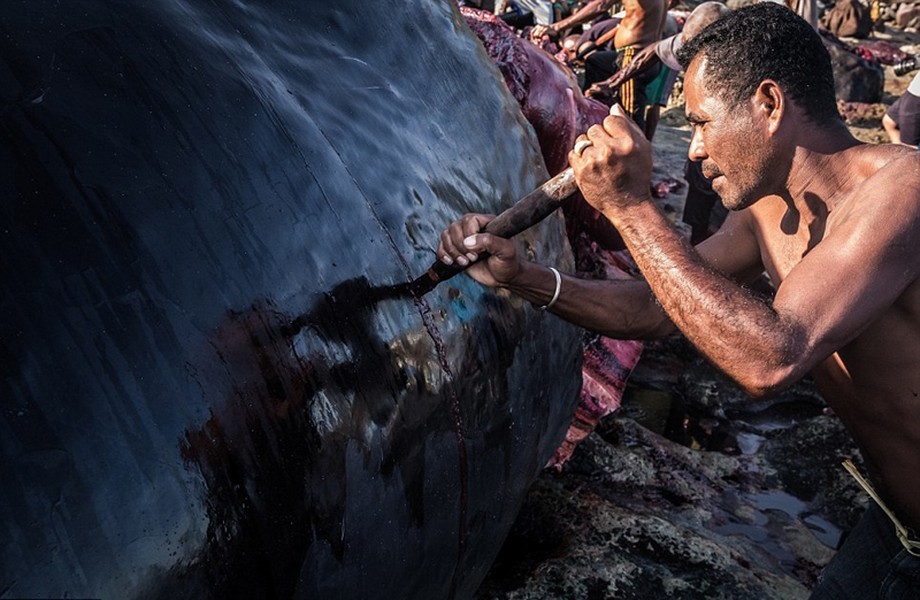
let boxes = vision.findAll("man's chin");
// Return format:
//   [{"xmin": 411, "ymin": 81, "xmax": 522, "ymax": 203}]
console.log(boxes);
[
  {"xmin": 712, "ymin": 181, "xmax": 748, "ymax": 211},
  {"xmin": 723, "ymin": 194, "xmax": 755, "ymax": 212}
]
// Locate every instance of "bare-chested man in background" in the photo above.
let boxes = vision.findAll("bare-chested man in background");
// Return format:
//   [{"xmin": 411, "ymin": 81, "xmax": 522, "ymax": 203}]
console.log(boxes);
[
  {"xmin": 441, "ymin": 4, "xmax": 920, "ymax": 597},
  {"xmin": 531, "ymin": 0, "xmax": 667, "ymax": 132}
]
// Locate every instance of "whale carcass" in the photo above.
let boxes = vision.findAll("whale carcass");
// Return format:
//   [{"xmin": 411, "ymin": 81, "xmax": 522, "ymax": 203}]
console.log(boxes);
[{"xmin": 0, "ymin": 1, "xmax": 582, "ymax": 598}]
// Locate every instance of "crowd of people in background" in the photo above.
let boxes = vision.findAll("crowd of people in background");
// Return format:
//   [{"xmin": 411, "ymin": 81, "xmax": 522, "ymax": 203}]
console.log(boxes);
[{"xmin": 459, "ymin": 0, "xmax": 919, "ymax": 242}]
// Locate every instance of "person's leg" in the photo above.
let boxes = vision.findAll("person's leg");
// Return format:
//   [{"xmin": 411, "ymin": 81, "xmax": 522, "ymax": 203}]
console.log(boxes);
[
  {"xmin": 617, "ymin": 48, "xmax": 659, "ymax": 134},
  {"xmin": 682, "ymin": 159, "xmax": 721, "ymax": 244},
  {"xmin": 614, "ymin": 47, "xmax": 637, "ymax": 126},
  {"xmin": 641, "ymin": 65, "xmax": 672, "ymax": 141},
  {"xmin": 644, "ymin": 104, "xmax": 660, "ymax": 141},
  {"xmin": 810, "ymin": 503, "xmax": 920, "ymax": 599}
]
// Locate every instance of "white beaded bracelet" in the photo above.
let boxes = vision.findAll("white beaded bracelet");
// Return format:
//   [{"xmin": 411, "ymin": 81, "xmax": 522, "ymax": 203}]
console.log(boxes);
[{"xmin": 539, "ymin": 266, "xmax": 562, "ymax": 311}]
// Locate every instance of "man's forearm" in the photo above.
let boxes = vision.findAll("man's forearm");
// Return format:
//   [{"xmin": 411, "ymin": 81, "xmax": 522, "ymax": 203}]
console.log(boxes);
[
  {"xmin": 606, "ymin": 201, "xmax": 807, "ymax": 396},
  {"xmin": 552, "ymin": 0, "xmax": 615, "ymax": 33},
  {"xmin": 602, "ymin": 47, "xmax": 659, "ymax": 88},
  {"xmin": 503, "ymin": 259, "xmax": 674, "ymax": 339}
]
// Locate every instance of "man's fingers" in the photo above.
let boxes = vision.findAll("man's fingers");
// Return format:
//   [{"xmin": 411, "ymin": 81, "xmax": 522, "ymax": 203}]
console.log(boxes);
[
  {"xmin": 606, "ymin": 104, "xmax": 641, "ymax": 133},
  {"xmin": 585, "ymin": 122, "xmax": 607, "ymax": 143},
  {"xmin": 530, "ymin": 25, "xmax": 548, "ymax": 40},
  {"xmin": 597, "ymin": 105, "xmax": 643, "ymax": 144},
  {"xmin": 460, "ymin": 213, "xmax": 493, "ymax": 237},
  {"xmin": 569, "ymin": 131, "xmax": 591, "ymax": 166},
  {"xmin": 462, "ymin": 232, "xmax": 513, "ymax": 262},
  {"xmin": 438, "ymin": 213, "xmax": 495, "ymax": 265},
  {"xmin": 438, "ymin": 221, "xmax": 465, "ymax": 265}
]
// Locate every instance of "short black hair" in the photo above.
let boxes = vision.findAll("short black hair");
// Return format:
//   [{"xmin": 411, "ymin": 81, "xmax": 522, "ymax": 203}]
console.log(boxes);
[{"xmin": 677, "ymin": 2, "xmax": 840, "ymax": 124}]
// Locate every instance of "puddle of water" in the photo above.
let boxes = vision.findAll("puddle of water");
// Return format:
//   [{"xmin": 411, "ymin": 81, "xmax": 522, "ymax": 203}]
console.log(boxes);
[
  {"xmin": 625, "ymin": 387, "xmax": 842, "ymax": 576},
  {"xmin": 749, "ymin": 490, "xmax": 842, "ymax": 549},
  {"xmin": 711, "ymin": 489, "xmax": 842, "ymax": 577},
  {"xmin": 735, "ymin": 431, "xmax": 764, "ymax": 455}
]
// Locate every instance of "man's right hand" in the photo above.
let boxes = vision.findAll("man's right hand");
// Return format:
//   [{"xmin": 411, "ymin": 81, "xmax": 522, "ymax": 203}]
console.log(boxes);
[
  {"xmin": 436, "ymin": 213, "xmax": 524, "ymax": 288},
  {"xmin": 569, "ymin": 104, "xmax": 654, "ymax": 217},
  {"xmin": 585, "ymin": 80, "xmax": 620, "ymax": 104},
  {"xmin": 529, "ymin": 24, "xmax": 558, "ymax": 42}
]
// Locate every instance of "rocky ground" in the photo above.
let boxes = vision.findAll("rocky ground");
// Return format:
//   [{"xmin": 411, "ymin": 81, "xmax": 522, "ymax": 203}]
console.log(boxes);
[{"xmin": 474, "ymin": 12, "xmax": 920, "ymax": 600}]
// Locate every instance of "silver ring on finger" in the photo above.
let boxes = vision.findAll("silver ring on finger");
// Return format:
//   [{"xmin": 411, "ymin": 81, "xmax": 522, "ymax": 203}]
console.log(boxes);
[{"xmin": 574, "ymin": 139, "xmax": 593, "ymax": 157}]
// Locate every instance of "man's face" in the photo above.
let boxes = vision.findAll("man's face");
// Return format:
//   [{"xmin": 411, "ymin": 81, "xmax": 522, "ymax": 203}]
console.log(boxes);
[{"xmin": 683, "ymin": 57, "xmax": 777, "ymax": 211}]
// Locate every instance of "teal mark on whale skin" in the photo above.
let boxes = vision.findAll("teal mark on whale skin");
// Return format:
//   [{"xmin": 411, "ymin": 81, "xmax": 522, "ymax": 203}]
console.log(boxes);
[{"xmin": 448, "ymin": 281, "xmax": 484, "ymax": 324}]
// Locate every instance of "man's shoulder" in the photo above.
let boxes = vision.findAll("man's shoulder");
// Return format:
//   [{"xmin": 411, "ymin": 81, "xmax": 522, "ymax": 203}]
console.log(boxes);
[
  {"xmin": 835, "ymin": 146, "xmax": 920, "ymax": 227},
  {"xmin": 864, "ymin": 146, "xmax": 920, "ymax": 186}
]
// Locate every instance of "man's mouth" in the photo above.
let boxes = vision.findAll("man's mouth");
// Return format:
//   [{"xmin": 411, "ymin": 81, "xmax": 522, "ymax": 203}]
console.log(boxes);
[{"xmin": 702, "ymin": 166, "xmax": 723, "ymax": 181}]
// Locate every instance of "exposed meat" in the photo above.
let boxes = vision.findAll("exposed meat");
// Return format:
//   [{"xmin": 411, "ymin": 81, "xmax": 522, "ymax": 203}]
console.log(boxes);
[{"xmin": 463, "ymin": 7, "xmax": 644, "ymax": 468}]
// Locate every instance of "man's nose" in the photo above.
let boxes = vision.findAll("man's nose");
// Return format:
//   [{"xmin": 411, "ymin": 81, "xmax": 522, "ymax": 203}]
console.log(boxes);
[{"xmin": 688, "ymin": 129, "xmax": 707, "ymax": 162}]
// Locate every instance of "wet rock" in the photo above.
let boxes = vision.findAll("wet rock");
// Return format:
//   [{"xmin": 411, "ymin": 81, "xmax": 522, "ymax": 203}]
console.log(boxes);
[
  {"xmin": 476, "ymin": 420, "xmax": 830, "ymax": 600},
  {"xmin": 823, "ymin": 35, "xmax": 886, "ymax": 102},
  {"xmin": 477, "ymin": 325, "xmax": 863, "ymax": 599}
]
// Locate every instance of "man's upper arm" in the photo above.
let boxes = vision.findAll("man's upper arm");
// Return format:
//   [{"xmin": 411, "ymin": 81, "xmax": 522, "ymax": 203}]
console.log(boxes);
[{"xmin": 772, "ymin": 170, "xmax": 920, "ymax": 371}]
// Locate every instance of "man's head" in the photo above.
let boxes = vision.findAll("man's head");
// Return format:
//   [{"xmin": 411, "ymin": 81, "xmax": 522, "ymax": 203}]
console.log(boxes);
[
  {"xmin": 562, "ymin": 34, "xmax": 582, "ymax": 63},
  {"xmin": 674, "ymin": 3, "xmax": 841, "ymax": 210},
  {"xmin": 681, "ymin": 1, "xmax": 731, "ymax": 41},
  {"xmin": 677, "ymin": 2, "xmax": 839, "ymax": 125}
]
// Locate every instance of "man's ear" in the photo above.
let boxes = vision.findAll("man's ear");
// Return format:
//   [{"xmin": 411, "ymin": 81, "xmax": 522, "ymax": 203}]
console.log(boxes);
[{"xmin": 755, "ymin": 80, "xmax": 784, "ymax": 134}]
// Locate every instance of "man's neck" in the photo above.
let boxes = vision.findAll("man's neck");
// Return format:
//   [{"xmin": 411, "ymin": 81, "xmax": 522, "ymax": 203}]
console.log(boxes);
[{"xmin": 783, "ymin": 121, "xmax": 862, "ymax": 211}]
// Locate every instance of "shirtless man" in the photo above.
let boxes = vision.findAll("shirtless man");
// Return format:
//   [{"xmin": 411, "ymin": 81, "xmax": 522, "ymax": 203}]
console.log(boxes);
[
  {"xmin": 531, "ymin": 0, "xmax": 667, "ymax": 131},
  {"xmin": 438, "ymin": 4, "xmax": 920, "ymax": 596}
]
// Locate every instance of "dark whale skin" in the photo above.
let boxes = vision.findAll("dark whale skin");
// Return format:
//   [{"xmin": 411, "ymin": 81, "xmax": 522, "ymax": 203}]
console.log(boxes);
[{"xmin": 0, "ymin": 1, "xmax": 581, "ymax": 598}]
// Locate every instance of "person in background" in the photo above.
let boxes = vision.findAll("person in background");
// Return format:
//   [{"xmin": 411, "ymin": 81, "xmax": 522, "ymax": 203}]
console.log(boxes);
[
  {"xmin": 584, "ymin": 0, "xmax": 666, "ymax": 133},
  {"xmin": 787, "ymin": 0, "xmax": 818, "ymax": 29},
  {"xmin": 633, "ymin": 8, "xmax": 680, "ymax": 140},
  {"xmin": 585, "ymin": 1, "xmax": 728, "ymax": 131},
  {"xmin": 759, "ymin": 0, "xmax": 817, "ymax": 29},
  {"xmin": 437, "ymin": 5, "xmax": 920, "ymax": 597},
  {"xmin": 529, "ymin": 0, "xmax": 618, "ymax": 42},
  {"xmin": 569, "ymin": 15, "xmax": 621, "ymax": 60},
  {"xmin": 534, "ymin": 0, "xmax": 668, "ymax": 133},
  {"xmin": 882, "ymin": 70, "xmax": 920, "ymax": 146}
]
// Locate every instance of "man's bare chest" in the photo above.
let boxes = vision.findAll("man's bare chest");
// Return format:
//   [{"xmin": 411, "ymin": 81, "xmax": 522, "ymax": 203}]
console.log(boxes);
[{"xmin": 756, "ymin": 225, "xmax": 820, "ymax": 283}]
